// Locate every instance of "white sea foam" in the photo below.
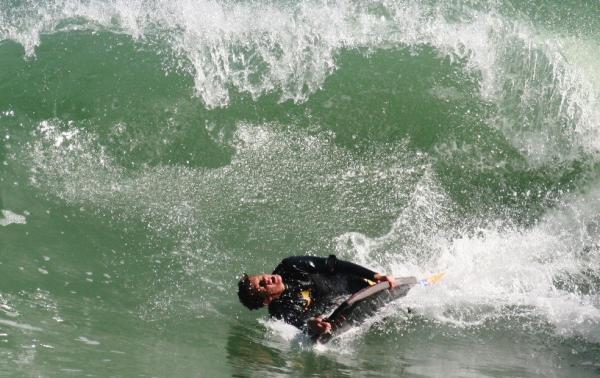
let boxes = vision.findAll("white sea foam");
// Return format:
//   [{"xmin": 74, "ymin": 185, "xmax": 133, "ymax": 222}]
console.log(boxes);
[
  {"xmin": 0, "ymin": 210, "xmax": 27, "ymax": 226},
  {"xmin": 340, "ymin": 173, "xmax": 600, "ymax": 342},
  {"xmin": 0, "ymin": 319, "xmax": 42, "ymax": 332},
  {"xmin": 76, "ymin": 336, "xmax": 100, "ymax": 345},
  {"xmin": 260, "ymin": 318, "xmax": 300, "ymax": 342}
]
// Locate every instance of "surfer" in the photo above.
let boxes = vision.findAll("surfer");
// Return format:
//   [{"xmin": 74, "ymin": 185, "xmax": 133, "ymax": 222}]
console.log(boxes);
[{"xmin": 237, "ymin": 255, "xmax": 397, "ymax": 336}]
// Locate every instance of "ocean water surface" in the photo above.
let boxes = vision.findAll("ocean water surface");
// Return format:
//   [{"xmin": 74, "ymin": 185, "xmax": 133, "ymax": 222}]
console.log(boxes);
[{"xmin": 1, "ymin": 0, "xmax": 600, "ymax": 376}]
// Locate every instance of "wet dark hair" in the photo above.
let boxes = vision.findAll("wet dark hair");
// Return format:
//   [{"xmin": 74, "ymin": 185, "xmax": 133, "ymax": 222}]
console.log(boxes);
[{"xmin": 237, "ymin": 274, "xmax": 264, "ymax": 310}]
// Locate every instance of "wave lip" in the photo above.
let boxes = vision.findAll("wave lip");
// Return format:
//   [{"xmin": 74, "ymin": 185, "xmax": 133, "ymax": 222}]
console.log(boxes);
[{"xmin": 1, "ymin": 0, "xmax": 599, "ymax": 152}]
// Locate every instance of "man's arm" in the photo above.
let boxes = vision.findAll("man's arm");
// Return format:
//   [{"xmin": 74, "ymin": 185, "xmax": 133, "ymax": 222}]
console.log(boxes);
[
  {"xmin": 328, "ymin": 255, "xmax": 397, "ymax": 288},
  {"xmin": 331, "ymin": 256, "xmax": 378, "ymax": 280},
  {"xmin": 276, "ymin": 255, "xmax": 396, "ymax": 287},
  {"xmin": 275, "ymin": 255, "xmax": 378, "ymax": 279}
]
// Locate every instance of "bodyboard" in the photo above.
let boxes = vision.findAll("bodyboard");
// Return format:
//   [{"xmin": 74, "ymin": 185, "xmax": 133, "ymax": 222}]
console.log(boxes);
[{"xmin": 314, "ymin": 274, "xmax": 444, "ymax": 344}]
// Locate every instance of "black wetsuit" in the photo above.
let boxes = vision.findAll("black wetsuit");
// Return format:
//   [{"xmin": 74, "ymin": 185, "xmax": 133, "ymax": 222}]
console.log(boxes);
[{"xmin": 268, "ymin": 255, "xmax": 378, "ymax": 330}]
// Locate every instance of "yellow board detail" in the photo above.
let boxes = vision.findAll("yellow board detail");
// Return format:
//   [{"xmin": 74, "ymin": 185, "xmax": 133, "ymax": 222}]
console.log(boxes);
[
  {"xmin": 300, "ymin": 289, "xmax": 312, "ymax": 308},
  {"xmin": 426, "ymin": 272, "xmax": 446, "ymax": 285}
]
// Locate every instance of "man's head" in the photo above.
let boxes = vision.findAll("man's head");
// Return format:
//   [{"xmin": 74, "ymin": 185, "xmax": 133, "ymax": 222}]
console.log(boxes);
[{"xmin": 238, "ymin": 274, "xmax": 285, "ymax": 310}]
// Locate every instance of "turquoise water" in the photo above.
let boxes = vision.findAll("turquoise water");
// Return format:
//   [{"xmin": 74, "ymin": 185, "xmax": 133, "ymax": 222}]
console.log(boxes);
[{"xmin": 1, "ymin": 0, "xmax": 600, "ymax": 376}]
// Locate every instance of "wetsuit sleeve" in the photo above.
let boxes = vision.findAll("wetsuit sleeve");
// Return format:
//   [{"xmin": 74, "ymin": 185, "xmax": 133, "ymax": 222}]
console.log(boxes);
[
  {"xmin": 327, "ymin": 255, "xmax": 378, "ymax": 280},
  {"xmin": 276, "ymin": 255, "xmax": 377, "ymax": 279},
  {"xmin": 274, "ymin": 256, "xmax": 330, "ymax": 275}
]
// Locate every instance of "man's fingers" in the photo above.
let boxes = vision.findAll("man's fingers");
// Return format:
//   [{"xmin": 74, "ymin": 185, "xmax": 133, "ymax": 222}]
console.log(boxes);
[
  {"xmin": 387, "ymin": 276, "xmax": 397, "ymax": 288},
  {"xmin": 375, "ymin": 274, "xmax": 398, "ymax": 288},
  {"xmin": 321, "ymin": 320, "xmax": 332, "ymax": 332},
  {"xmin": 308, "ymin": 318, "xmax": 332, "ymax": 336},
  {"xmin": 315, "ymin": 318, "xmax": 331, "ymax": 331}
]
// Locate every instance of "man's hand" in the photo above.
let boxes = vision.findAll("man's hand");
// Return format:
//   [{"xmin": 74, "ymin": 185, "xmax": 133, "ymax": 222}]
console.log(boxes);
[
  {"xmin": 307, "ymin": 316, "xmax": 332, "ymax": 336},
  {"xmin": 373, "ymin": 273, "xmax": 397, "ymax": 288}
]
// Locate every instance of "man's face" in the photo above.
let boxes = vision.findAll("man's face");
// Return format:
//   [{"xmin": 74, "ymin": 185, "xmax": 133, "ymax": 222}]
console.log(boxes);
[{"xmin": 247, "ymin": 274, "xmax": 285, "ymax": 304}]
